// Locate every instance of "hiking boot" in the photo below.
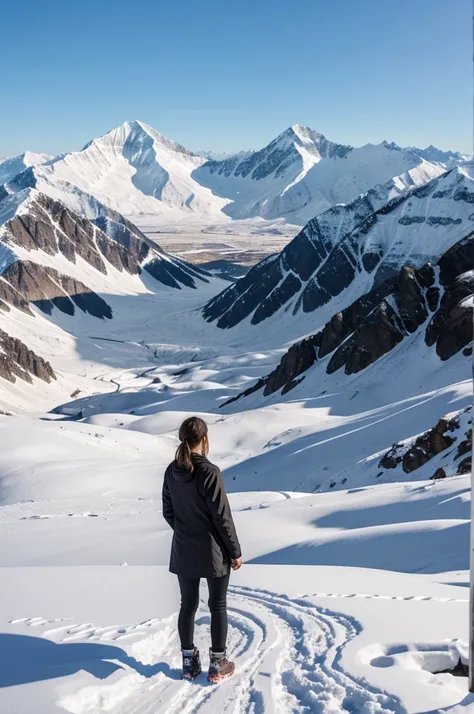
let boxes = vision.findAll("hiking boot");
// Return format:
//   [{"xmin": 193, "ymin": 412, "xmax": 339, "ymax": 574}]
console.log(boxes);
[
  {"xmin": 207, "ymin": 649, "xmax": 235, "ymax": 683},
  {"xmin": 182, "ymin": 647, "xmax": 201, "ymax": 680}
]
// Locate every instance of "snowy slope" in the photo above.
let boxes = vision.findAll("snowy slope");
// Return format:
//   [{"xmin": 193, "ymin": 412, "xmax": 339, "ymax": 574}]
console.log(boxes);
[
  {"xmin": 4, "ymin": 121, "xmax": 230, "ymax": 219},
  {"xmin": 2, "ymin": 122, "xmax": 445, "ymax": 228},
  {"xmin": 194, "ymin": 128, "xmax": 445, "ymax": 224},
  {"xmin": 0, "ymin": 399, "xmax": 472, "ymax": 712},
  {"xmin": 0, "ymin": 189, "xmax": 224, "ymax": 411},
  {"xmin": 222, "ymin": 226, "xmax": 473, "ymax": 414},
  {"xmin": 0, "ymin": 292, "xmax": 471, "ymax": 712},
  {"xmin": 203, "ymin": 165, "xmax": 474, "ymax": 340},
  {"xmin": 406, "ymin": 144, "xmax": 472, "ymax": 167},
  {"xmin": 0, "ymin": 125, "xmax": 472, "ymax": 714},
  {"xmin": 0, "ymin": 151, "xmax": 52, "ymax": 185}
]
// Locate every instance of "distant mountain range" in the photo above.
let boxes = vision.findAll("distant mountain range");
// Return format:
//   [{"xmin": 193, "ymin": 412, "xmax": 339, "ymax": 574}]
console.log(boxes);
[
  {"xmin": 0, "ymin": 120, "xmax": 471, "ymax": 413},
  {"xmin": 0, "ymin": 121, "xmax": 463, "ymax": 226},
  {"xmin": 203, "ymin": 166, "xmax": 474, "ymax": 336}
]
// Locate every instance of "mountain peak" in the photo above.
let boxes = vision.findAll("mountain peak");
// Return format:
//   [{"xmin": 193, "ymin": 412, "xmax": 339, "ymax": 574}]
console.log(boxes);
[
  {"xmin": 82, "ymin": 120, "xmax": 197, "ymax": 158},
  {"xmin": 290, "ymin": 124, "xmax": 324, "ymax": 141}
]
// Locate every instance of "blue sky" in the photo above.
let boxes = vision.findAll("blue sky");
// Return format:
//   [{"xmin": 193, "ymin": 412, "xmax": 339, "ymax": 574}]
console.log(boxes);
[{"xmin": 1, "ymin": 0, "xmax": 472, "ymax": 156}]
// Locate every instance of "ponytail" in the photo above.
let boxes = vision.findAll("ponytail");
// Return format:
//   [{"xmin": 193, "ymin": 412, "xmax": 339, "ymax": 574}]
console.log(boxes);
[
  {"xmin": 175, "ymin": 439, "xmax": 194, "ymax": 471},
  {"xmin": 175, "ymin": 416, "xmax": 209, "ymax": 472}
]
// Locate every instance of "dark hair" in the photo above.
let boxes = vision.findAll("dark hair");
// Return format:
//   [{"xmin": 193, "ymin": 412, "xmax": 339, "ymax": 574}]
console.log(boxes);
[{"xmin": 175, "ymin": 416, "xmax": 209, "ymax": 471}]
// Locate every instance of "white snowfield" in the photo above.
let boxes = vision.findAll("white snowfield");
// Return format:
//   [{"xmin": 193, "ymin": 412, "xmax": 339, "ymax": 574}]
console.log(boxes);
[
  {"xmin": 0, "ymin": 280, "xmax": 472, "ymax": 712},
  {"xmin": 0, "ymin": 126, "xmax": 472, "ymax": 713},
  {"xmin": 0, "ymin": 411, "xmax": 472, "ymax": 714}
]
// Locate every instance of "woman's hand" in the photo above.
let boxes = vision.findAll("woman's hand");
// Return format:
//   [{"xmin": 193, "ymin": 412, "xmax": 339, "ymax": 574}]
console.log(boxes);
[{"xmin": 231, "ymin": 557, "xmax": 243, "ymax": 571}]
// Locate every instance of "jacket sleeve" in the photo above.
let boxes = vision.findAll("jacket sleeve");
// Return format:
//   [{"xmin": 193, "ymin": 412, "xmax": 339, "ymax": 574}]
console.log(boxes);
[
  {"xmin": 200, "ymin": 465, "xmax": 241, "ymax": 559},
  {"xmin": 162, "ymin": 472, "xmax": 175, "ymax": 530}
]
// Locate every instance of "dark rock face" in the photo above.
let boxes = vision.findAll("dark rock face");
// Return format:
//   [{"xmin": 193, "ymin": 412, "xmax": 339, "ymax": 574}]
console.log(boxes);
[
  {"xmin": 0, "ymin": 329, "xmax": 55, "ymax": 384},
  {"xmin": 376, "ymin": 408, "xmax": 472, "ymax": 482},
  {"xmin": 1, "ymin": 194, "xmax": 211, "ymax": 306},
  {"xmin": 2, "ymin": 261, "xmax": 113, "ymax": 319},
  {"xmin": 252, "ymin": 229, "xmax": 474, "ymax": 398},
  {"xmin": 379, "ymin": 445, "xmax": 402, "ymax": 470},
  {"xmin": 202, "ymin": 127, "xmax": 352, "ymax": 182},
  {"xmin": 401, "ymin": 417, "xmax": 457, "ymax": 473},
  {"xmin": 203, "ymin": 168, "xmax": 471, "ymax": 330},
  {"xmin": 93, "ymin": 213, "xmax": 209, "ymax": 289},
  {"xmin": 425, "ymin": 232, "xmax": 474, "ymax": 359},
  {"xmin": 5, "ymin": 195, "xmax": 141, "ymax": 277},
  {"xmin": 264, "ymin": 336, "xmax": 320, "ymax": 397},
  {"xmin": 93, "ymin": 215, "xmax": 149, "ymax": 265},
  {"xmin": 457, "ymin": 457, "xmax": 471, "ymax": 475},
  {"xmin": 0, "ymin": 279, "xmax": 32, "ymax": 315}
]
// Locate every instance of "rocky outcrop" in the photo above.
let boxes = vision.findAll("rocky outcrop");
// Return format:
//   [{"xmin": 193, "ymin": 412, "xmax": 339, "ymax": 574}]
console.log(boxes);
[
  {"xmin": 246, "ymin": 229, "xmax": 474, "ymax": 398},
  {"xmin": 402, "ymin": 417, "xmax": 457, "ymax": 473},
  {"xmin": 377, "ymin": 408, "xmax": 471, "ymax": 480},
  {"xmin": 0, "ymin": 329, "xmax": 55, "ymax": 384},
  {"xmin": 2, "ymin": 261, "xmax": 113, "ymax": 319},
  {"xmin": 0, "ymin": 278, "xmax": 32, "ymax": 315},
  {"xmin": 203, "ymin": 167, "xmax": 473, "ymax": 329},
  {"xmin": 425, "ymin": 234, "xmax": 474, "ymax": 359},
  {"xmin": 1, "ymin": 192, "xmax": 211, "ymax": 306},
  {"xmin": 93, "ymin": 213, "xmax": 210, "ymax": 289},
  {"xmin": 6, "ymin": 195, "xmax": 136, "ymax": 276}
]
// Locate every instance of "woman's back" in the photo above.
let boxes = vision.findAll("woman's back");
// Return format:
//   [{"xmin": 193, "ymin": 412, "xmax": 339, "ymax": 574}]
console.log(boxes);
[
  {"xmin": 163, "ymin": 453, "xmax": 240, "ymax": 579},
  {"xmin": 162, "ymin": 416, "xmax": 241, "ymax": 682}
]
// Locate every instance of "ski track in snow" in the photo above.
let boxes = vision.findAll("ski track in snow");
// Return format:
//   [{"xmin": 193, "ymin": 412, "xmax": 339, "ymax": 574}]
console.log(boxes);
[{"xmin": 10, "ymin": 586, "xmax": 417, "ymax": 714}]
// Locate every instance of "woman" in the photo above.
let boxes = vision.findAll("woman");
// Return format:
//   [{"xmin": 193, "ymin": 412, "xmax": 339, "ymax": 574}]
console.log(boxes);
[{"xmin": 162, "ymin": 416, "xmax": 242, "ymax": 682}]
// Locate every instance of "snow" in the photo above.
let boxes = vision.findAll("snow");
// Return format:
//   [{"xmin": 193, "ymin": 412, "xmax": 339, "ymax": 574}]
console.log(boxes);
[
  {"xmin": 0, "ymin": 127, "xmax": 472, "ymax": 713},
  {"xmin": 0, "ymin": 274, "xmax": 471, "ymax": 711},
  {"xmin": 0, "ymin": 151, "xmax": 52, "ymax": 185},
  {"xmin": 0, "ymin": 407, "xmax": 471, "ymax": 712},
  {"xmin": 2, "ymin": 122, "xmax": 447, "ymax": 232},
  {"xmin": 16, "ymin": 121, "xmax": 230, "ymax": 220},
  {"xmin": 194, "ymin": 136, "xmax": 445, "ymax": 225},
  {"xmin": 201, "ymin": 165, "xmax": 474, "ymax": 341}
]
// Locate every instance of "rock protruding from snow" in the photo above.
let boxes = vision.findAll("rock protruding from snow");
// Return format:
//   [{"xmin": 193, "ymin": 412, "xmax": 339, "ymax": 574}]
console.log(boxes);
[
  {"xmin": 378, "ymin": 407, "xmax": 471, "ymax": 479},
  {"xmin": 2, "ymin": 261, "xmax": 113, "ymax": 319},
  {"xmin": 204, "ymin": 166, "xmax": 473, "ymax": 332},
  {"xmin": 0, "ymin": 191, "xmax": 211, "ymax": 315},
  {"xmin": 195, "ymin": 131, "xmax": 444, "ymax": 223},
  {"xmin": 200, "ymin": 125, "xmax": 352, "ymax": 182},
  {"xmin": 0, "ymin": 329, "xmax": 56, "ymax": 384},
  {"xmin": 226, "ymin": 227, "xmax": 474, "ymax": 404}
]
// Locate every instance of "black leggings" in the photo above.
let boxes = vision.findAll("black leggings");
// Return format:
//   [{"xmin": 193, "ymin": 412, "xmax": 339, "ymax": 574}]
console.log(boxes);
[{"xmin": 177, "ymin": 572, "xmax": 230, "ymax": 652}]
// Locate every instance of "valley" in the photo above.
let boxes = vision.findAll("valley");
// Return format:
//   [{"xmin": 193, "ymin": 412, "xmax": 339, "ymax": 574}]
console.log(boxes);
[{"xmin": 0, "ymin": 120, "xmax": 472, "ymax": 713}]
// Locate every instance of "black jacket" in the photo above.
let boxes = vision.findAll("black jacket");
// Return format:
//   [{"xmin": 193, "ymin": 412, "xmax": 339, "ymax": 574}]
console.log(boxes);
[{"xmin": 162, "ymin": 453, "xmax": 241, "ymax": 578}]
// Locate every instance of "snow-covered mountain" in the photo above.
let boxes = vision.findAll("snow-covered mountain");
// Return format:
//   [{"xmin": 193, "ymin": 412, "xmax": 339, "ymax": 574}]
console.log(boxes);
[
  {"xmin": 0, "ymin": 189, "xmax": 218, "ymax": 407},
  {"xmin": 407, "ymin": 144, "xmax": 471, "ymax": 167},
  {"xmin": 203, "ymin": 165, "xmax": 474, "ymax": 337},
  {"xmin": 0, "ymin": 189, "xmax": 211, "ymax": 310},
  {"xmin": 4, "ymin": 121, "xmax": 229, "ymax": 219},
  {"xmin": 2, "ymin": 122, "xmax": 446, "ymax": 227},
  {"xmin": 0, "ymin": 151, "xmax": 53, "ymax": 185},
  {"xmin": 194, "ymin": 127, "xmax": 445, "ymax": 224},
  {"xmin": 225, "ymin": 226, "xmax": 473, "ymax": 411},
  {"xmin": 195, "ymin": 150, "xmax": 245, "ymax": 161}
]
